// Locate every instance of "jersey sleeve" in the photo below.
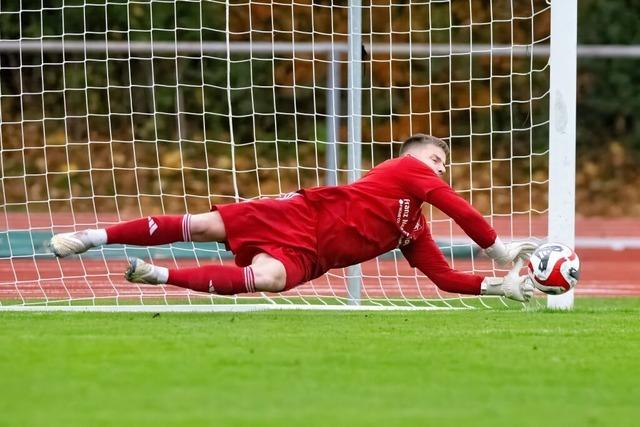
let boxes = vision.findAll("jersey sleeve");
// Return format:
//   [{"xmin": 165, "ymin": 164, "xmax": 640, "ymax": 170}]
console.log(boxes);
[
  {"xmin": 396, "ymin": 155, "xmax": 496, "ymax": 249},
  {"xmin": 401, "ymin": 220, "xmax": 483, "ymax": 295},
  {"xmin": 425, "ymin": 187, "xmax": 497, "ymax": 249}
]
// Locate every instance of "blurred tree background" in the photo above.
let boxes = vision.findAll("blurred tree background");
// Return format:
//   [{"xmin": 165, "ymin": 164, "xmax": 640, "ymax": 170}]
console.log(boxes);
[
  {"xmin": 576, "ymin": 0, "xmax": 640, "ymax": 216},
  {"xmin": 0, "ymin": 0, "xmax": 638, "ymax": 216}
]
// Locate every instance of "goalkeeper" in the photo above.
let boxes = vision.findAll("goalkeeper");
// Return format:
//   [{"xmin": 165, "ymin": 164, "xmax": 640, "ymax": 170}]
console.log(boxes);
[{"xmin": 51, "ymin": 134, "xmax": 537, "ymax": 302}]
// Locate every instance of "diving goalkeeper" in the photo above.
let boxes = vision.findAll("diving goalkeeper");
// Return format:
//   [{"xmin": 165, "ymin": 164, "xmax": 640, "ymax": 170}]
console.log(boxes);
[{"xmin": 50, "ymin": 134, "xmax": 537, "ymax": 302}]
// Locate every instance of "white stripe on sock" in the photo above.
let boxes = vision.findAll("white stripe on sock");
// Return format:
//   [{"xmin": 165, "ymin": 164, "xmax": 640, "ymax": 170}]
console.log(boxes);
[
  {"xmin": 244, "ymin": 267, "xmax": 255, "ymax": 293},
  {"xmin": 148, "ymin": 216, "xmax": 158, "ymax": 236},
  {"xmin": 182, "ymin": 214, "xmax": 192, "ymax": 242}
]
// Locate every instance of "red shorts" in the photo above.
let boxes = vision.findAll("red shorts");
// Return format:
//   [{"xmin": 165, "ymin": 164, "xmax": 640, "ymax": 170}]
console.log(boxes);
[{"xmin": 212, "ymin": 194, "xmax": 323, "ymax": 289}]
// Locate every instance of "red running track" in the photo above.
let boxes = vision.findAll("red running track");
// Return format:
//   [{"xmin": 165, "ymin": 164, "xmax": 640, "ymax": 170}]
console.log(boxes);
[
  {"xmin": 2, "ymin": 248, "xmax": 639, "ymax": 302},
  {"xmin": 2, "ymin": 214, "xmax": 640, "ymax": 302}
]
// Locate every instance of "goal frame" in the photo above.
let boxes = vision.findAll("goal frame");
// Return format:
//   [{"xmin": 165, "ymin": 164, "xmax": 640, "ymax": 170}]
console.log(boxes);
[
  {"xmin": 547, "ymin": 0, "xmax": 578, "ymax": 310},
  {"xmin": 0, "ymin": 1, "xmax": 577, "ymax": 312}
]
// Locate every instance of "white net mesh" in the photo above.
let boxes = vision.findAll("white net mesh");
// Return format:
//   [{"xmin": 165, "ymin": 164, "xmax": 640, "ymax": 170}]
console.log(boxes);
[{"xmin": 0, "ymin": 0, "xmax": 551, "ymax": 309}]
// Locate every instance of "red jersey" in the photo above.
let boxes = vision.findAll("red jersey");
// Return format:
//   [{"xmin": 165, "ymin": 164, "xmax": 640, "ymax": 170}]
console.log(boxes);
[{"xmin": 300, "ymin": 154, "xmax": 497, "ymax": 293}]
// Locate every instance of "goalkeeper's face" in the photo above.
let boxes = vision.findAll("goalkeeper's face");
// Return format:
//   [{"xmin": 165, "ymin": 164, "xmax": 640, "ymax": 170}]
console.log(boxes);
[{"xmin": 415, "ymin": 144, "xmax": 447, "ymax": 177}]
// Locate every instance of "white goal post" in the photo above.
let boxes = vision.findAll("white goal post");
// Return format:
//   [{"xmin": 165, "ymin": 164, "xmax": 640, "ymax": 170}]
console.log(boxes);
[
  {"xmin": 547, "ymin": 0, "xmax": 578, "ymax": 310},
  {"xmin": 0, "ymin": 0, "xmax": 576, "ymax": 311}
]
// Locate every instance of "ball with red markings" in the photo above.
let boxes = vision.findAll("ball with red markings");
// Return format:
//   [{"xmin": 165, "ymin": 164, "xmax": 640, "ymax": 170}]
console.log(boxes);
[{"xmin": 527, "ymin": 243, "xmax": 580, "ymax": 295}]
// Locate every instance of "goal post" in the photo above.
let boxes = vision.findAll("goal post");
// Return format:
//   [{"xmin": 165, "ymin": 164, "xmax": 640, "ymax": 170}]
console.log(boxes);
[
  {"xmin": 0, "ymin": 0, "xmax": 573, "ymax": 311},
  {"xmin": 547, "ymin": 0, "xmax": 578, "ymax": 310},
  {"xmin": 347, "ymin": 0, "xmax": 363, "ymax": 305}
]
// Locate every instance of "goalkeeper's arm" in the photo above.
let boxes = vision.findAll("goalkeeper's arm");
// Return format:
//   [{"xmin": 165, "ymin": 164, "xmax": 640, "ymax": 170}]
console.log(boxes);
[
  {"xmin": 424, "ymin": 186, "xmax": 538, "ymax": 265},
  {"xmin": 401, "ymin": 229, "xmax": 533, "ymax": 302}
]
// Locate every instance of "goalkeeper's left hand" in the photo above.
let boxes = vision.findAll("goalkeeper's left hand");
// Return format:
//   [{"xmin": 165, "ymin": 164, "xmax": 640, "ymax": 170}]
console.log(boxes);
[
  {"xmin": 484, "ymin": 237, "xmax": 538, "ymax": 266},
  {"xmin": 480, "ymin": 259, "xmax": 535, "ymax": 303}
]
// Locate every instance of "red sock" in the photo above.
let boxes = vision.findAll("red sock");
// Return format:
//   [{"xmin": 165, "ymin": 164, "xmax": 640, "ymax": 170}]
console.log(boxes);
[
  {"xmin": 167, "ymin": 265, "xmax": 255, "ymax": 295},
  {"xmin": 106, "ymin": 214, "xmax": 192, "ymax": 245}
]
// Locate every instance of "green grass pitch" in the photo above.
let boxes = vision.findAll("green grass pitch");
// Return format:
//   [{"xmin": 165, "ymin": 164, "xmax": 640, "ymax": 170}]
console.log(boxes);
[{"xmin": 1, "ymin": 298, "xmax": 639, "ymax": 427}]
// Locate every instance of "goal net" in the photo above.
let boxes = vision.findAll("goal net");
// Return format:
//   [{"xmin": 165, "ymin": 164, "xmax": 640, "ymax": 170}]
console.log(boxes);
[{"xmin": 1, "ymin": 0, "xmax": 558, "ymax": 310}]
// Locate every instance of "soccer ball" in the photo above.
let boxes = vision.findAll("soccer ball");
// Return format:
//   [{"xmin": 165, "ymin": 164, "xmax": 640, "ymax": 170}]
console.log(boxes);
[{"xmin": 527, "ymin": 243, "xmax": 580, "ymax": 295}]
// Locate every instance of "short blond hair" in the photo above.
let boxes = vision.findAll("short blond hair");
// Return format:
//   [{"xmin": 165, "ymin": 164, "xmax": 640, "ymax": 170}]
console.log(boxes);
[{"xmin": 400, "ymin": 134, "xmax": 450, "ymax": 156}]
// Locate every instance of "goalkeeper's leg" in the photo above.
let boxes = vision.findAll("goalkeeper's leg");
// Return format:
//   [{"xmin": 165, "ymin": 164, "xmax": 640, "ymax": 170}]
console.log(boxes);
[
  {"xmin": 125, "ymin": 253, "xmax": 286, "ymax": 294},
  {"xmin": 50, "ymin": 212, "xmax": 225, "ymax": 257}
]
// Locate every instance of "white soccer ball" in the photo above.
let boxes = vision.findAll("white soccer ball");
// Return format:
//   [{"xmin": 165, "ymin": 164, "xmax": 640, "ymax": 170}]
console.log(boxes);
[{"xmin": 527, "ymin": 242, "xmax": 580, "ymax": 295}]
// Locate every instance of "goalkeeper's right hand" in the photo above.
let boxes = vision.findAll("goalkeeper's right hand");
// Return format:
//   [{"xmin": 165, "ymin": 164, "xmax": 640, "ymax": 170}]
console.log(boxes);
[
  {"xmin": 484, "ymin": 237, "xmax": 539, "ymax": 266},
  {"xmin": 480, "ymin": 259, "xmax": 534, "ymax": 303}
]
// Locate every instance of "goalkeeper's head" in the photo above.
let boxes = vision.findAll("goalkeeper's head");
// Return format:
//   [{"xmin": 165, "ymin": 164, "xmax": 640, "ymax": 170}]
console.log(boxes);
[{"xmin": 400, "ymin": 134, "xmax": 449, "ymax": 177}]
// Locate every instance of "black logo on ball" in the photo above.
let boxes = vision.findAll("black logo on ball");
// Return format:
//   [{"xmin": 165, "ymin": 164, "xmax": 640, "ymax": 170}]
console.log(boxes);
[{"xmin": 537, "ymin": 245, "xmax": 564, "ymax": 271}]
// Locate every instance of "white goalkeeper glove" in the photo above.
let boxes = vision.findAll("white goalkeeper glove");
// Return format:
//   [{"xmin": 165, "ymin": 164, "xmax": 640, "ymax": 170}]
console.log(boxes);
[
  {"xmin": 484, "ymin": 237, "xmax": 538, "ymax": 266},
  {"xmin": 480, "ymin": 259, "xmax": 534, "ymax": 303}
]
